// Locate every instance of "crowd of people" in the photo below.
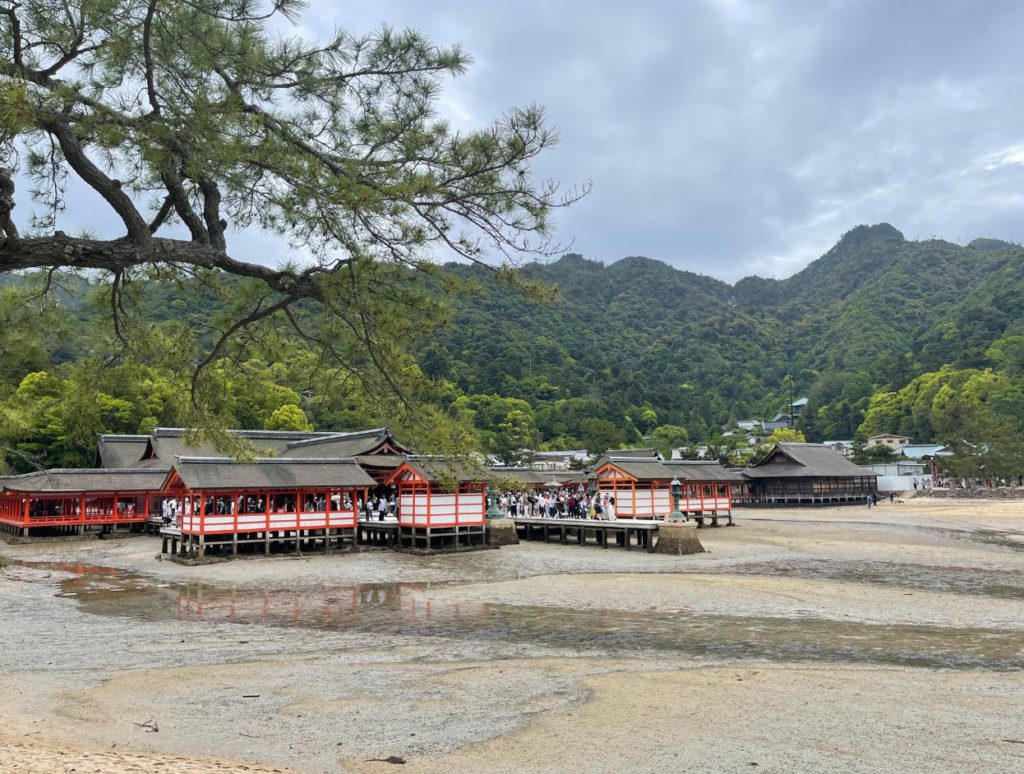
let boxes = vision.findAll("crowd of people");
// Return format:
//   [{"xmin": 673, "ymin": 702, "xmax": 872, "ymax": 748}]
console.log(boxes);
[
  {"xmin": 160, "ymin": 491, "xmax": 372, "ymax": 527},
  {"xmin": 361, "ymin": 493, "xmax": 398, "ymax": 521},
  {"xmin": 489, "ymin": 488, "xmax": 618, "ymax": 520}
]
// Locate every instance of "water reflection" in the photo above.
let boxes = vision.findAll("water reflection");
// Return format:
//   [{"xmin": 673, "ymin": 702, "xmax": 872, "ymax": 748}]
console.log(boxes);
[{"xmin": 7, "ymin": 558, "xmax": 1020, "ymax": 672}]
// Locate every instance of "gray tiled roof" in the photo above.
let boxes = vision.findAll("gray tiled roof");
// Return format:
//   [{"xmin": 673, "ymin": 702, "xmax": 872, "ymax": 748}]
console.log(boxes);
[
  {"xmin": 143, "ymin": 428, "xmax": 332, "ymax": 469},
  {"xmin": 395, "ymin": 457, "xmax": 488, "ymax": 484},
  {"xmin": 170, "ymin": 457, "xmax": 377, "ymax": 491},
  {"xmin": 597, "ymin": 458, "xmax": 741, "ymax": 482},
  {"xmin": 488, "ymin": 467, "xmax": 586, "ymax": 486},
  {"xmin": 663, "ymin": 460, "xmax": 747, "ymax": 482},
  {"xmin": 280, "ymin": 428, "xmax": 410, "ymax": 458},
  {"xmin": 95, "ymin": 435, "xmax": 150, "ymax": 468},
  {"xmin": 0, "ymin": 468, "xmax": 167, "ymax": 494},
  {"xmin": 743, "ymin": 443, "xmax": 878, "ymax": 479},
  {"xmin": 604, "ymin": 448, "xmax": 660, "ymax": 458}
]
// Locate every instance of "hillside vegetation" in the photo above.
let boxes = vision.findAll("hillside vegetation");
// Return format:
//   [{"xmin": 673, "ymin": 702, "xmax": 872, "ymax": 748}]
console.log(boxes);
[{"xmin": 2, "ymin": 224, "xmax": 1023, "ymax": 474}]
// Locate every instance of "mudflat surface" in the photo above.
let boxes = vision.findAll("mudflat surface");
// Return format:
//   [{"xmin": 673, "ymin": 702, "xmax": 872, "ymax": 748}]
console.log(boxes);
[{"xmin": 2, "ymin": 497, "xmax": 1024, "ymax": 773}]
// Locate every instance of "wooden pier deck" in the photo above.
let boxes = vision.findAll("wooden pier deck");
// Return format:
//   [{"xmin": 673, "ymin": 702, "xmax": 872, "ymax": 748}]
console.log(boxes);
[{"xmin": 512, "ymin": 516, "xmax": 660, "ymax": 552}]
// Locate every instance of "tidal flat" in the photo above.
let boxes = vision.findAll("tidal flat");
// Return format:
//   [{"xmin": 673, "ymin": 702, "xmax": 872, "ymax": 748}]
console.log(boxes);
[{"xmin": 2, "ymin": 498, "xmax": 1024, "ymax": 773}]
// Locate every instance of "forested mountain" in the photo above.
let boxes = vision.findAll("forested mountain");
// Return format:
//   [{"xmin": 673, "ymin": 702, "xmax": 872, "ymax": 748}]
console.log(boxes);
[
  {"xmin": 428, "ymin": 224, "xmax": 1024, "ymax": 450},
  {"xmin": 2, "ymin": 223, "xmax": 1024, "ymax": 473}
]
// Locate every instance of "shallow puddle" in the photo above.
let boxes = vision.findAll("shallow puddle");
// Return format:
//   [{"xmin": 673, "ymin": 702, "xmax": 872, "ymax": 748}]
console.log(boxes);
[{"xmin": 6, "ymin": 558, "xmax": 1023, "ymax": 672}]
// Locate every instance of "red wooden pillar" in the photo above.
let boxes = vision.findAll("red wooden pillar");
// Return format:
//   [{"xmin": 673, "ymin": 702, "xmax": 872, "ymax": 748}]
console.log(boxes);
[{"xmin": 199, "ymin": 490, "xmax": 206, "ymax": 535}]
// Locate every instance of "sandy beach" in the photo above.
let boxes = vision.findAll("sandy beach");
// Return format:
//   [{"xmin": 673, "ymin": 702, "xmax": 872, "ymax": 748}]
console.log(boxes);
[{"xmin": 2, "ymin": 497, "xmax": 1024, "ymax": 773}]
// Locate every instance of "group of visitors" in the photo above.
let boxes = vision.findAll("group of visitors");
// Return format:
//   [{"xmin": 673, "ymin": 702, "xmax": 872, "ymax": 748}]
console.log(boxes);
[
  {"xmin": 491, "ymin": 489, "xmax": 618, "ymax": 520},
  {"xmin": 159, "ymin": 492, "xmax": 360, "ymax": 526},
  {"xmin": 360, "ymin": 494, "xmax": 397, "ymax": 521}
]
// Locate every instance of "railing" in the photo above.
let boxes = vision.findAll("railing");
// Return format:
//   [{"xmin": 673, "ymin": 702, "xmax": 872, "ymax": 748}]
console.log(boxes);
[
  {"xmin": 0, "ymin": 495, "xmax": 151, "ymax": 528},
  {"xmin": 180, "ymin": 507, "xmax": 357, "ymax": 535}
]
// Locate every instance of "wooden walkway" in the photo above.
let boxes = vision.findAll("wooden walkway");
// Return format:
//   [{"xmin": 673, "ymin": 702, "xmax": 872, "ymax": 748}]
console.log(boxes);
[{"xmin": 512, "ymin": 516, "xmax": 659, "ymax": 552}]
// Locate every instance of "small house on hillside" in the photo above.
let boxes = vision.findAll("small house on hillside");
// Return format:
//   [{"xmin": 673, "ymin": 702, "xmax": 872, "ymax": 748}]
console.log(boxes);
[
  {"xmin": 867, "ymin": 434, "xmax": 911, "ymax": 450},
  {"xmin": 529, "ymin": 450, "xmax": 589, "ymax": 471},
  {"xmin": 789, "ymin": 397, "xmax": 808, "ymax": 419},
  {"xmin": 763, "ymin": 413, "xmax": 794, "ymax": 432},
  {"xmin": 742, "ymin": 443, "xmax": 877, "ymax": 505}
]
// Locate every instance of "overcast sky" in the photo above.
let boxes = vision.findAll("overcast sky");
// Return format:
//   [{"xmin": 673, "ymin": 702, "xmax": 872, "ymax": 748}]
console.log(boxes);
[
  {"xmin": 298, "ymin": 0, "xmax": 1024, "ymax": 281},
  {"xmin": 24, "ymin": 0, "xmax": 1024, "ymax": 282}
]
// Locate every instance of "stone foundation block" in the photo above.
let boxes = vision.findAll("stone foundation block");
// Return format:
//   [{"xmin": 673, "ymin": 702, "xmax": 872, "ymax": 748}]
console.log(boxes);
[
  {"xmin": 653, "ymin": 521, "xmax": 705, "ymax": 555},
  {"xmin": 485, "ymin": 519, "xmax": 520, "ymax": 547}
]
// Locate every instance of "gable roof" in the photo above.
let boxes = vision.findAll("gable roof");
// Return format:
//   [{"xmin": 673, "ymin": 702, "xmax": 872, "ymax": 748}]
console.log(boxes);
[
  {"xmin": 167, "ymin": 457, "xmax": 376, "ymax": 491},
  {"xmin": 0, "ymin": 468, "xmax": 167, "ymax": 494},
  {"xmin": 901, "ymin": 444, "xmax": 953, "ymax": 459},
  {"xmin": 744, "ymin": 443, "xmax": 877, "ymax": 479},
  {"xmin": 488, "ymin": 467, "xmax": 585, "ymax": 486},
  {"xmin": 135, "ymin": 427, "xmax": 333, "ymax": 470},
  {"xmin": 605, "ymin": 448, "xmax": 659, "ymax": 459},
  {"xmin": 663, "ymin": 460, "xmax": 746, "ymax": 482},
  {"xmin": 280, "ymin": 427, "xmax": 410, "ymax": 458},
  {"xmin": 595, "ymin": 458, "xmax": 742, "ymax": 483},
  {"xmin": 387, "ymin": 456, "xmax": 488, "ymax": 485},
  {"xmin": 95, "ymin": 435, "xmax": 150, "ymax": 468}
]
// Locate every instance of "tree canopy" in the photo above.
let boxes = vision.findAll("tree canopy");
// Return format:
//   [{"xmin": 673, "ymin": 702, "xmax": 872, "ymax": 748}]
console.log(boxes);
[{"xmin": 0, "ymin": 0, "xmax": 585, "ymax": 429}]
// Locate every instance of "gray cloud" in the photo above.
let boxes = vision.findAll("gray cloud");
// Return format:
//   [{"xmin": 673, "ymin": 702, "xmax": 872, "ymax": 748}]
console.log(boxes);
[{"xmin": 18, "ymin": 0, "xmax": 1024, "ymax": 282}]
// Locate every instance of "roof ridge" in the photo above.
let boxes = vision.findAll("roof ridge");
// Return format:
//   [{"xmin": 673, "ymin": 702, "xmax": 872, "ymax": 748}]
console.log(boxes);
[
  {"xmin": 10, "ymin": 467, "xmax": 164, "ymax": 476},
  {"xmin": 176, "ymin": 456, "xmax": 359, "ymax": 464},
  {"xmin": 153, "ymin": 427, "xmax": 333, "ymax": 439},
  {"xmin": 284, "ymin": 428, "xmax": 388, "ymax": 448}
]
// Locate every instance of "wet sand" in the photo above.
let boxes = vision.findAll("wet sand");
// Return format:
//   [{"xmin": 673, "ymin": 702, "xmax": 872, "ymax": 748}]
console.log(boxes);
[{"xmin": 2, "ymin": 497, "xmax": 1024, "ymax": 773}]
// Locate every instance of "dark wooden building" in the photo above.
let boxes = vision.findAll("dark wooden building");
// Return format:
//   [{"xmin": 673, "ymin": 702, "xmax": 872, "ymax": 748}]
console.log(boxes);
[{"xmin": 742, "ymin": 443, "xmax": 877, "ymax": 505}]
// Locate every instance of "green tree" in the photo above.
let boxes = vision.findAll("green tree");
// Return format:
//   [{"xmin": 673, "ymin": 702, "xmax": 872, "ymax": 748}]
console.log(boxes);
[
  {"xmin": 264, "ymin": 404, "xmax": 312, "ymax": 432},
  {"xmin": 647, "ymin": 424, "xmax": 689, "ymax": 457},
  {"xmin": 581, "ymin": 418, "xmax": 623, "ymax": 458},
  {"xmin": 0, "ymin": 0, "xmax": 584, "ymax": 426},
  {"xmin": 851, "ymin": 444, "xmax": 899, "ymax": 465},
  {"xmin": 490, "ymin": 409, "xmax": 539, "ymax": 465},
  {"xmin": 766, "ymin": 427, "xmax": 806, "ymax": 444}
]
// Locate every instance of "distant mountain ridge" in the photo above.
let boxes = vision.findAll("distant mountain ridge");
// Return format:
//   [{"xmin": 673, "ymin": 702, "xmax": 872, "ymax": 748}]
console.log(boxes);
[
  {"xmin": 3, "ymin": 222, "xmax": 1023, "ymax": 459},
  {"xmin": 430, "ymin": 223, "xmax": 1024, "ymax": 441}
]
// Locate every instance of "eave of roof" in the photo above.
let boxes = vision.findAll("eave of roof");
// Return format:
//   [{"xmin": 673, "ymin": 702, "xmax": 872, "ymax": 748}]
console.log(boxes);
[
  {"xmin": 168, "ymin": 457, "xmax": 377, "ymax": 490},
  {"xmin": 0, "ymin": 468, "xmax": 167, "ymax": 494}
]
